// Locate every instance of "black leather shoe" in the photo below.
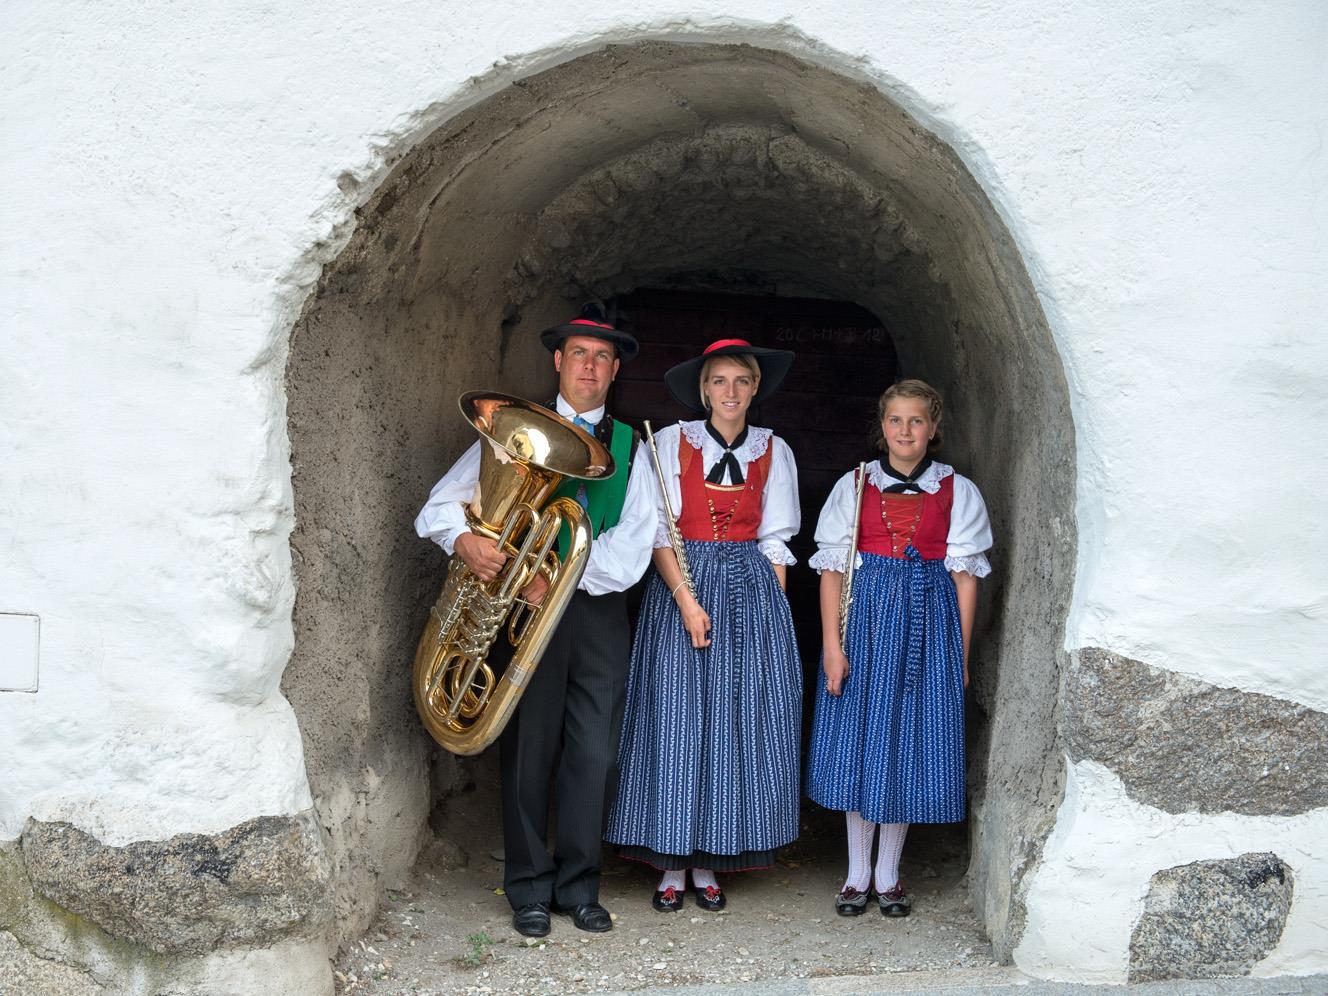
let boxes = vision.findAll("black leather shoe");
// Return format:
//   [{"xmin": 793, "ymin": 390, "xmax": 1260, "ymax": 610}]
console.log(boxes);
[
  {"xmin": 651, "ymin": 885, "xmax": 684, "ymax": 912},
  {"xmin": 835, "ymin": 886, "xmax": 871, "ymax": 917},
  {"xmin": 512, "ymin": 902, "xmax": 551, "ymax": 937},
  {"xmin": 694, "ymin": 884, "xmax": 726, "ymax": 912},
  {"xmin": 878, "ymin": 885, "xmax": 911, "ymax": 917},
  {"xmin": 555, "ymin": 901, "xmax": 613, "ymax": 932}
]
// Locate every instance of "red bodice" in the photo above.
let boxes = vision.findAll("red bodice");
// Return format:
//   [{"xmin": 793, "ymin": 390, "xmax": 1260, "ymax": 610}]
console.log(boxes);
[
  {"xmin": 858, "ymin": 472, "xmax": 954, "ymax": 559},
  {"xmin": 676, "ymin": 436, "xmax": 771, "ymax": 542}
]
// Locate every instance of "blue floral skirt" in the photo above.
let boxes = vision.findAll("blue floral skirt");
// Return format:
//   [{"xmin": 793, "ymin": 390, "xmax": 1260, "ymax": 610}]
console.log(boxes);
[
  {"xmin": 606, "ymin": 540, "xmax": 802, "ymax": 869},
  {"xmin": 805, "ymin": 550, "xmax": 966, "ymax": 824}
]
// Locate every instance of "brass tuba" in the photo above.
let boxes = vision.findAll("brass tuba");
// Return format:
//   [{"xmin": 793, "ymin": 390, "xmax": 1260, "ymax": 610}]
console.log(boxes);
[{"xmin": 412, "ymin": 392, "xmax": 614, "ymax": 756}]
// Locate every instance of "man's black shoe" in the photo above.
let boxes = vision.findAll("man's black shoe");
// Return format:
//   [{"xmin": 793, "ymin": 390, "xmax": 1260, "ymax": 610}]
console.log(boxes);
[
  {"xmin": 512, "ymin": 902, "xmax": 551, "ymax": 937},
  {"xmin": 554, "ymin": 901, "xmax": 613, "ymax": 932}
]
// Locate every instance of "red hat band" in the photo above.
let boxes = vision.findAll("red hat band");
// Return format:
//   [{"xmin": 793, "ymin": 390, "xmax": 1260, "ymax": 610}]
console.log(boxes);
[
  {"xmin": 703, "ymin": 338, "xmax": 753, "ymax": 354},
  {"xmin": 570, "ymin": 317, "xmax": 615, "ymax": 330}
]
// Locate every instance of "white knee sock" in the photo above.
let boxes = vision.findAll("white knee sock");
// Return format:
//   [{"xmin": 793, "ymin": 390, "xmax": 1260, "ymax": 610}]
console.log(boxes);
[
  {"xmin": 657, "ymin": 869, "xmax": 685, "ymax": 892},
  {"xmin": 874, "ymin": 822, "xmax": 909, "ymax": 893},
  {"xmin": 844, "ymin": 811, "xmax": 876, "ymax": 892},
  {"xmin": 691, "ymin": 867, "xmax": 718, "ymax": 890}
]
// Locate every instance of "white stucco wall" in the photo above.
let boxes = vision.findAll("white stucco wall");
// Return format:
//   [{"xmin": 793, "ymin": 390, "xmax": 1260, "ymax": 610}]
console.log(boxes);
[{"xmin": 3, "ymin": 0, "xmax": 1325, "ymax": 979}]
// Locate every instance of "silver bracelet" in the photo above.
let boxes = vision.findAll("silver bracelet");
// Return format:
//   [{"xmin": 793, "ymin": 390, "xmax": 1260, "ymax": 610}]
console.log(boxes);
[{"xmin": 671, "ymin": 580, "xmax": 687, "ymax": 597}]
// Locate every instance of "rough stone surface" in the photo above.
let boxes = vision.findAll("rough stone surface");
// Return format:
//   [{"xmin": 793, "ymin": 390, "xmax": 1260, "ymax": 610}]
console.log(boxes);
[
  {"xmin": 1066, "ymin": 649, "xmax": 1328, "ymax": 816},
  {"xmin": 286, "ymin": 39, "xmax": 1074, "ymax": 959},
  {"xmin": 0, "ymin": 929, "xmax": 106, "ymax": 996},
  {"xmin": 0, "ymin": 840, "xmax": 32, "ymax": 931},
  {"xmin": 19, "ymin": 811, "xmax": 332, "ymax": 955},
  {"xmin": 1128, "ymin": 853, "xmax": 1294, "ymax": 983}
]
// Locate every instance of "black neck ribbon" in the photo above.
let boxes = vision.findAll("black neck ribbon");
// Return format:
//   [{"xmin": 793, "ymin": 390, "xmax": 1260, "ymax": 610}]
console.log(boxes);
[
  {"xmin": 880, "ymin": 456, "xmax": 933, "ymax": 493},
  {"xmin": 705, "ymin": 421, "xmax": 750, "ymax": 485}
]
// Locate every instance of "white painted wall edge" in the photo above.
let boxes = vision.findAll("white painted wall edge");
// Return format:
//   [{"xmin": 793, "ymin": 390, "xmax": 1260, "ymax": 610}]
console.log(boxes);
[{"xmin": 1014, "ymin": 759, "xmax": 1327, "ymax": 981}]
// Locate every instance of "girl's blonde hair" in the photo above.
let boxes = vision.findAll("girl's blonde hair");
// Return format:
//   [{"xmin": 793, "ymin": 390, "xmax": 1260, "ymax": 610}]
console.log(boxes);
[
  {"xmin": 874, "ymin": 378, "xmax": 944, "ymax": 453},
  {"xmin": 699, "ymin": 354, "xmax": 761, "ymax": 411}
]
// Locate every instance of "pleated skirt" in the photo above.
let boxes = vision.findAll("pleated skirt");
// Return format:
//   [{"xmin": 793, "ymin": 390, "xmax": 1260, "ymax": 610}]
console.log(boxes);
[
  {"xmin": 805, "ymin": 551, "xmax": 967, "ymax": 825},
  {"xmin": 606, "ymin": 540, "xmax": 802, "ymax": 869}
]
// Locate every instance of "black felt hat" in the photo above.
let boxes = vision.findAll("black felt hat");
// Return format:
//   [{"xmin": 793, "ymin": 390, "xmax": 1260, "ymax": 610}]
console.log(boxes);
[
  {"xmin": 539, "ymin": 303, "xmax": 639, "ymax": 361},
  {"xmin": 664, "ymin": 338, "xmax": 795, "ymax": 413}
]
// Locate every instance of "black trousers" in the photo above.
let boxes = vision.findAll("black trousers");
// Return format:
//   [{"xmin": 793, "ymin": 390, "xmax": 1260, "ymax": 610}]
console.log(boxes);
[{"xmin": 499, "ymin": 589, "xmax": 630, "ymax": 909}]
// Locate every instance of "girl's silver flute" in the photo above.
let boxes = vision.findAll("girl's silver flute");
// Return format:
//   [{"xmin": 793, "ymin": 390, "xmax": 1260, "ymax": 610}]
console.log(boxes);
[
  {"xmin": 643, "ymin": 420, "xmax": 696, "ymax": 601},
  {"xmin": 839, "ymin": 462, "xmax": 868, "ymax": 650}
]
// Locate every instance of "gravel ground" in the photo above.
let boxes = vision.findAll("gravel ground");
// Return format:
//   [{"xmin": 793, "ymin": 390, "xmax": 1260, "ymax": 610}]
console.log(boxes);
[{"xmin": 334, "ymin": 783, "xmax": 992, "ymax": 996}]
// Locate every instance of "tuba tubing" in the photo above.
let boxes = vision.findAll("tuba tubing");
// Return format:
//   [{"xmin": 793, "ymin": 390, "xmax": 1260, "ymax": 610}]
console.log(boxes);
[{"xmin": 412, "ymin": 392, "xmax": 613, "ymax": 756}]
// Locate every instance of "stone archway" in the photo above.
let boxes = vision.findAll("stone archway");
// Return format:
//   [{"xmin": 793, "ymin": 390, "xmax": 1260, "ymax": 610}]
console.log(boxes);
[{"xmin": 282, "ymin": 40, "xmax": 1075, "ymax": 957}]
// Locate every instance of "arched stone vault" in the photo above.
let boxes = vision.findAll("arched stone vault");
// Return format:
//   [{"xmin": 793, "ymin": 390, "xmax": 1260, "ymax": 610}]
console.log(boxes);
[{"xmin": 284, "ymin": 40, "xmax": 1076, "ymax": 957}]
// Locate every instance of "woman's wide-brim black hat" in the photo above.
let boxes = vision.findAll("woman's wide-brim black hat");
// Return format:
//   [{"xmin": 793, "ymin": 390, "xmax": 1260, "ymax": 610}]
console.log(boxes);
[
  {"xmin": 539, "ymin": 306, "xmax": 639, "ymax": 361},
  {"xmin": 664, "ymin": 338, "xmax": 795, "ymax": 413}
]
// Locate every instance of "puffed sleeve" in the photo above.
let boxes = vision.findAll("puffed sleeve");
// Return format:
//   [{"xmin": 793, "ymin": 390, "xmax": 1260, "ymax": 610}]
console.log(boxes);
[
  {"xmin": 757, "ymin": 435, "xmax": 800, "ymax": 565},
  {"xmin": 579, "ymin": 440, "xmax": 657, "ymax": 595},
  {"xmin": 414, "ymin": 441, "xmax": 482, "ymax": 555},
  {"xmin": 648, "ymin": 423, "xmax": 683, "ymax": 549},
  {"xmin": 809, "ymin": 469, "xmax": 860, "ymax": 574},
  {"xmin": 945, "ymin": 474, "xmax": 993, "ymax": 577}
]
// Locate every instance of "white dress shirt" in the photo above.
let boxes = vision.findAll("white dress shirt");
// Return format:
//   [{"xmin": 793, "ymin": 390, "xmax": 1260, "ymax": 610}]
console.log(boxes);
[
  {"xmin": 648, "ymin": 420, "xmax": 800, "ymax": 566},
  {"xmin": 809, "ymin": 459, "xmax": 992, "ymax": 577},
  {"xmin": 414, "ymin": 395, "xmax": 656, "ymax": 595}
]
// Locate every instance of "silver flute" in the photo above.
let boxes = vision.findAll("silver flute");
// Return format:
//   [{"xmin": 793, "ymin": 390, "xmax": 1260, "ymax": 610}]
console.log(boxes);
[
  {"xmin": 642, "ymin": 420, "xmax": 696, "ymax": 601},
  {"xmin": 838, "ymin": 462, "xmax": 868, "ymax": 649}
]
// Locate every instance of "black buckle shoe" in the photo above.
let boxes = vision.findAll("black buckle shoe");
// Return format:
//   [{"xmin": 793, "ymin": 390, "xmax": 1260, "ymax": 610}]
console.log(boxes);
[
  {"xmin": 835, "ymin": 886, "xmax": 871, "ymax": 917},
  {"xmin": 878, "ymin": 885, "xmax": 911, "ymax": 917},
  {"xmin": 512, "ymin": 902, "xmax": 551, "ymax": 937},
  {"xmin": 555, "ymin": 901, "xmax": 613, "ymax": 932},
  {"xmin": 652, "ymin": 886, "xmax": 685, "ymax": 912},
  {"xmin": 694, "ymin": 884, "xmax": 726, "ymax": 912}
]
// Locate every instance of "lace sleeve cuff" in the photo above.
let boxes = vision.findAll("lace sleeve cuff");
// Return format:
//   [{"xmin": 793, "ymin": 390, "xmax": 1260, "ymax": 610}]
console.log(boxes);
[
  {"xmin": 945, "ymin": 552, "xmax": 991, "ymax": 578},
  {"xmin": 653, "ymin": 521, "xmax": 672, "ymax": 549},
  {"xmin": 809, "ymin": 547, "xmax": 858, "ymax": 573},
  {"xmin": 759, "ymin": 539, "xmax": 797, "ymax": 566}
]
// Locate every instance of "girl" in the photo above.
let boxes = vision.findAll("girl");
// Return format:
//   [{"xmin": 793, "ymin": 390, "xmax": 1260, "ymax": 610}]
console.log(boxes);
[
  {"xmin": 606, "ymin": 339, "xmax": 802, "ymax": 913},
  {"xmin": 805, "ymin": 379, "xmax": 992, "ymax": 917}
]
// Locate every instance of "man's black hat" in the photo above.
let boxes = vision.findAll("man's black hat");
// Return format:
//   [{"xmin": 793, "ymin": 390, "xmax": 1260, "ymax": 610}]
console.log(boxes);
[{"xmin": 540, "ymin": 303, "xmax": 639, "ymax": 361}]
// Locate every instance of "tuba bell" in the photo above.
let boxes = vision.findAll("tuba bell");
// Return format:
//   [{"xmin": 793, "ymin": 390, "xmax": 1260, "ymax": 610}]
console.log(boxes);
[{"xmin": 412, "ymin": 392, "xmax": 614, "ymax": 755}]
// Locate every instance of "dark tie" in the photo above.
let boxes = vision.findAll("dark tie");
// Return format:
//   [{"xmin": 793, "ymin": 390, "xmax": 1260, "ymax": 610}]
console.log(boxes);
[
  {"xmin": 704, "ymin": 422, "xmax": 749, "ymax": 485},
  {"xmin": 880, "ymin": 457, "xmax": 932, "ymax": 493},
  {"xmin": 570, "ymin": 415, "xmax": 594, "ymax": 508}
]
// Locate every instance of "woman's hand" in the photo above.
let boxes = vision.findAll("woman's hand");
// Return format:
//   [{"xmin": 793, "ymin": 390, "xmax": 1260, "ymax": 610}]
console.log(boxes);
[
  {"xmin": 677, "ymin": 591, "xmax": 712, "ymax": 649},
  {"xmin": 823, "ymin": 645, "xmax": 850, "ymax": 696}
]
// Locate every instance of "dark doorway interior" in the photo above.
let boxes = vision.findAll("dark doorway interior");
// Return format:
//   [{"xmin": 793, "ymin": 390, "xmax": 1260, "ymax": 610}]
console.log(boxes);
[{"xmin": 607, "ymin": 287, "xmax": 898, "ymax": 665}]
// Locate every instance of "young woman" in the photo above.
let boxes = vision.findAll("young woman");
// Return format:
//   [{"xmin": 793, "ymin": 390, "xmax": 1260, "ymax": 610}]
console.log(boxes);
[
  {"xmin": 805, "ymin": 379, "xmax": 992, "ymax": 917},
  {"xmin": 606, "ymin": 339, "xmax": 802, "ymax": 913}
]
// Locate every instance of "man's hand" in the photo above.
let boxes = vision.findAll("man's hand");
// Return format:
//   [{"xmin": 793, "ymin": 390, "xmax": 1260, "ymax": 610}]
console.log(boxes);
[
  {"xmin": 520, "ymin": 572, "xmax": 550, "ymax": 607},
  {"xmin": 823, "ymin": 646, "xmax": 850, "ymax": 696},
  {"xmin": 454, "ymin": 532, "xmax": 507, "ymax": 582}
]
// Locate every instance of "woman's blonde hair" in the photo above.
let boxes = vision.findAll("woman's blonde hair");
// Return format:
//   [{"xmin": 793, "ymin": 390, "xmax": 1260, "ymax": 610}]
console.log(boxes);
[
  {"xmin": 699, "ymin": 353, "xmax": 761, "ymax": 411},
  {"xmin": 873, "ymin": 378, "xmax": 944, "ymax": 452}
]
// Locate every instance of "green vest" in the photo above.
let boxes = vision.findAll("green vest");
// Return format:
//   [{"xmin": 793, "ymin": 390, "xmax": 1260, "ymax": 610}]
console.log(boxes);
[{"xmin": 551, "ymin": 416, "xmax": 635, "ymax": 558}]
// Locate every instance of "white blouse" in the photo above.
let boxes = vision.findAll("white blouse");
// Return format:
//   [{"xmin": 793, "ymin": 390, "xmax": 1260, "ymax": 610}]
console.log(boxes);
[
  {"xmin": 648, "ymin": 420, "xmax": 800, "ymax": 566},
  {"xmin": 413, "ymin": 395, "xmax": 657, "ymax": 596},
  {"xmin": 809, "ymin": 459, "xmax": 993, "ymax": 577}
]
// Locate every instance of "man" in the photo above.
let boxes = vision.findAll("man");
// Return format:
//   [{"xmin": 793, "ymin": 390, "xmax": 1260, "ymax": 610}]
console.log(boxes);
[{"xmin": 414, "ymin": 305, "xmax": 655, "ymax": 937}]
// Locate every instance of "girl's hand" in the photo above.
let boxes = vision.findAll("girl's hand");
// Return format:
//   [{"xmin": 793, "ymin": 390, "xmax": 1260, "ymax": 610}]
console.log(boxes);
[
  {"xmin": 963, "ymin": 659, "xmax": 970, "ymax": 689},
  {"xmin": 823, "ymin": 646, "xmax": 850, "ymax": 696},
  {"xmin": 678, "ymin": 593, "xmax": 712, "ymax": 649}
]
